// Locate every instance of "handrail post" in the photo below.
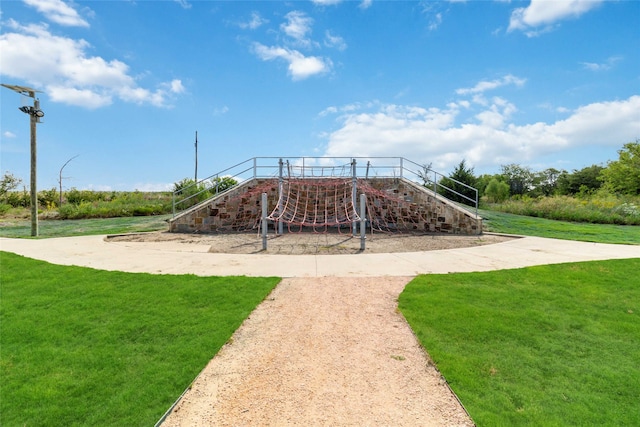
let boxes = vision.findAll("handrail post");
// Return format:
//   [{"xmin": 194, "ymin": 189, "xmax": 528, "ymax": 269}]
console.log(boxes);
[
  {"xmin": 433, "ymin": 170, "xmax": 437, "ymax": 196},
  {"xmin": 360, "ymin": 193, "xmax": 366, "ymax": 251},
  {"xmin": 253, "ymin": 157, "xmax": 257, "ymax": 178},
  {"xmin": 278, "ymin": 158, "xmax": 284, "ymax": 235},
  {"xmin": 261, "ymin": 192, "xmax": 268, "ymax": 250},
  {"xmin": 399, "ymin": 157, "xmax": 403, "ymax": 179},
  {"xmin": 352, "ymin": 158, "xmax": 357, "ymax": 236}
]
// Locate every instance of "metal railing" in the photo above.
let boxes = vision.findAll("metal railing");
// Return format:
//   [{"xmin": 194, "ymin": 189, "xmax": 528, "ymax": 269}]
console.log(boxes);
[{"xmin": 172, "ymin": 157, "xmax": 479, "ymax": 218}]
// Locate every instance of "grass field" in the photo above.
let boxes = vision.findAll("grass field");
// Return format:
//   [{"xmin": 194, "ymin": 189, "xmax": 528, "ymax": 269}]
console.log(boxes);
[
  {"xmin": 0, "ymin": 252, "xmax": 279, "ymax": 426},
  {"xmin": 481, "ymin": 209, "xmax": 640, "ymax": 245},
  {"xmin": 1, "ymin": 209, "xmax": 638, "ymax": 425},
  {"xmin": 399, "ymin": 259, "xmax": 640, "ymax": 426},
  {"xmin": 0, "ymin": 214, "xmax": 170, "ymax": 238}
]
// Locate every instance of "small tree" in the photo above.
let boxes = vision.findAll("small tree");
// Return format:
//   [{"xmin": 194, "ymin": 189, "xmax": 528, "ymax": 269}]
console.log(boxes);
[
  {"xmin": 1, "ymin": 171, "xmax": 22, "ymax": 200},
  {"xmin": 501, "ymin": 164, "xmax": 534, "ymax": 196},
  {"xmin": 600, "ymin": 141, "xmax": 640, "ymax": 195},
  {"xmin": 532, "ymin": 168, "xmax": 563, "ymax": 197},
  {"xmin": 417, "ymin": 163, "xmax": 434, "ymax": 188},
  {"xmin": 438, "ymin": 160, "xmax": 478, "ymax": 206},
  {"xmin": 484, "ymin": 178, "xmax": 510, "ymax": 203},
  {"xmin": 210, "ymin": 176, "xmax": 237, "ymax": 194}
]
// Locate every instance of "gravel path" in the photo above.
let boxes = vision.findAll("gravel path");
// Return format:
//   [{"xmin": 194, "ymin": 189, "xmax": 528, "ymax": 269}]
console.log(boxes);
[{"xmin": 162, "ymin": 277, "xmax": 474, "ymax": 426}]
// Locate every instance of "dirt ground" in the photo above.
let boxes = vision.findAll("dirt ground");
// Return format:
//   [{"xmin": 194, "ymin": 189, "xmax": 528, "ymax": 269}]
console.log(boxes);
[
  {"xmin": 108, "ymin": 230, "xmax": 514, "ymax": 255},
  {"xmin": 162, "ymin": 277, "xmax": 475, "ymax": 426},
  {"xmin": 114, "ymin": 231, "xmax": 509, "ymax": 425}
]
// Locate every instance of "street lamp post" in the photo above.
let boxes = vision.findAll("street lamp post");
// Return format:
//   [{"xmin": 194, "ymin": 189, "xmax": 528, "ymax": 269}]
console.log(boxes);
[{"xmin": 2, "ymin": 84, "xmax": 44, "ymax": 237}]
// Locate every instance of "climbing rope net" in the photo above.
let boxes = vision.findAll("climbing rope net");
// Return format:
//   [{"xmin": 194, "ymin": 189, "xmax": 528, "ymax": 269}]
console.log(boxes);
[
  {"xmin": 268, "ymin": 178, "xmax": 360, "ymax": 233},
  {"xmin": 220, "ymin": 177, "xmax": 435, "ymax": 234}
]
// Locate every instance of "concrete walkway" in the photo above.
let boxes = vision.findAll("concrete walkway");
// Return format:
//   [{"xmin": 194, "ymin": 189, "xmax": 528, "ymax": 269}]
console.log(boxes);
[{"xmin": 1, "ymin": 234, "xmax": 638, "ymax": 276}]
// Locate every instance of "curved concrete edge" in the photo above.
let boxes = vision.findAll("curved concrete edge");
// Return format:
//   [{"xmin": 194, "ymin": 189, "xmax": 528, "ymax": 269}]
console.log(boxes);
[{"xmin": 1, "ymin": 235, "xmax": 639, "ymax": 277}]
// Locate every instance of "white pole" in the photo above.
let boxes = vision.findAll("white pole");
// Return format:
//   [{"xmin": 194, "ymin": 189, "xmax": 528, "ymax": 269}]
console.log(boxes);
[
  {"xmin": 360, "ymin": 193, "xmax": 366, "ymax": 251},
  {"xmin": 261, "ymin": 192, "xmax": 268, "ymax": 250}
]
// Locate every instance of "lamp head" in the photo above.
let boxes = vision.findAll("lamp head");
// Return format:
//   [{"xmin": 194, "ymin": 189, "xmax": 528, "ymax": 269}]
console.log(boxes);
[{"xmin": 17, "ymin": 106, "xmax": 45, "ymax": 119}]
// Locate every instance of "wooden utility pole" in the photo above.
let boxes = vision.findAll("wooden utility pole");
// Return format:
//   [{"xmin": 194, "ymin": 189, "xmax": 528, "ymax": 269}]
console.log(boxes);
[{"xmin": 194, "ymin": 131, "xmax": 198, "ymax": 182}]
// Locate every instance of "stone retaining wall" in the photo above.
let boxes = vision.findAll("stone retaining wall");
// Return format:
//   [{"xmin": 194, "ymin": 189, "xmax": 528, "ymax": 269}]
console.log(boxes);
[{"xmin": 169, "ymin": 178, "xmax": 482, "ymax": 235}]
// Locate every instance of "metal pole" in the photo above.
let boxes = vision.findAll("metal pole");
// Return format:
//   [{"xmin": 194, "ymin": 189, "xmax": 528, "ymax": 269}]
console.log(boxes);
[
  {"xmin": 352, "ymin": 159, "xmax": 357, "ymax": 236},
  {"xmin": 399, "ymin": 157, "xmax": 403, "ymax": 179},
  {"xmin": 194, "ymin": 131, "xmax": 198, "ymax": 182},
  {"xmin": 261, "ymin": 192, "xmax": 268, "ymax": 250},
  {"xmin": 433, "ymin": 170, "xmax": 437, "ymax": 196},
  {"xmin": 360, "ymin": 193, "xmax": 366, "ymax": 251},
  {"xmin": 278, "ymin": 159, "xmax": 284, "ymax": 235},
  {"xmin": 30, "ymin": 99, "xmax": 39, "ymax": 237}
]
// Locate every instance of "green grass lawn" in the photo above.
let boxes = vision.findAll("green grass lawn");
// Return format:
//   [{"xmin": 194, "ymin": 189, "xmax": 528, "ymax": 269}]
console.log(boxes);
[
  {"xmin": 399, "ymin": 259, "xmax": 640, "ymax": 426},
  {"xmin": 0, "ymin": 252, "xmax": 279, "ymax": 426},
  {"xmin": 0, "ymin": 214, "xmax": 171, "ymax": 238},
  {"xmin": 481, "ymin": 209, "xmax": 639, "ymax": 245}
]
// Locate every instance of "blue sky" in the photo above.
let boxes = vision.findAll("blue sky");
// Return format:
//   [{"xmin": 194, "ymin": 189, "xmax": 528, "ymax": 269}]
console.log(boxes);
[{"xmin": 1, "ymin": 0, "xmax": 639, "ymax": 191}]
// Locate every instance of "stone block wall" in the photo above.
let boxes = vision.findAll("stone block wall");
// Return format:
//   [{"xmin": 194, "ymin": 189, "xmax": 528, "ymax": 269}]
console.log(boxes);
[
  {"xmin": 364, "ymin": 178, "xmax": 481, "ymax": 234},
  {"xmin": 169, "ymin": 179, "xmax": 279, "ymax": 233},
  {"xmin": 169, "ymin": 177, "xmax": 482, "ymax": 235}
]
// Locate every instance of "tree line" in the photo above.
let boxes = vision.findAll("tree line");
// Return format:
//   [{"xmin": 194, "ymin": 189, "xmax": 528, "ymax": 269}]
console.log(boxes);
[{"xmin": 432, "ymin": 141, "xmax": 639, "ymax": 205}]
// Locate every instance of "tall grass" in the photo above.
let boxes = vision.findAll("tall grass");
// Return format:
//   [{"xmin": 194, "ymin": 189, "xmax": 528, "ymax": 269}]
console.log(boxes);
[
  {"xmin": 57, "ymin": 191, "xmax": 172, "ymax": 219},
  {"xmin": 486, "ymin": 192, "xmax": 640, "ymax": 225},
  {"xmin": 1, "ymin": 190, "xmax": 174, "ymax": 220}
]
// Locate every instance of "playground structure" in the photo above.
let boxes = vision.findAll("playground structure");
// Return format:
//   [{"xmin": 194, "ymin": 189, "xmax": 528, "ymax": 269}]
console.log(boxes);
[{"xmin": 169, "ymin": 157, "xmax": 482, "ymax": 241}]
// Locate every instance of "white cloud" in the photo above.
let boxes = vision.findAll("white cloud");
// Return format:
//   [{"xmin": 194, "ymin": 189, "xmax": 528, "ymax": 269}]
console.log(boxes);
[
  {"xmin": 324, "ymin": 30, "xmax": 347, "ymax": 51},
  {"xmin": 0, "ymin": 20, "xmax": 184, "ymax": 108},
  {"xmin": 166, "ymin": 79, "xmax": 185, "ymax": 94},
  {"xmin": 132, "ymin": 182, "xmax": 174, "ymax": 192},
  {"xmin": 3, "ymin": 131, "xmax": 17, "ymax": 138},
  {"xmin": 23, "ymin": 0, "xmax": 89, "ymax": 27},
  {"xmin": 509, "ymin": 0, "xmax": 604, "ymax": 35},
  {"xmin": 581, "ymin": 56, "xmax": 622, "ymax": 71},
  {"xmin": 213, "ymin": 106, "xmax": 229, "ymax": 116},
  {"xmin": 456, "ymin": 74, "xmax": 526, "ymax": 95},
  {"xmin": 281, "ymin": 11, "xmax": 313, "ymax": 46},
  {"xmin": 252, "ymin": 43, "xmax": 332, "ymax": 81},
  {"xmin": 48, "ymin": 85, "xmax": 112, "ymax": 109},
  {"xmin": 239, "ymin": 11, "xmax": 267, "ymax": 30},
  {"xmin": 311, "ymin": 0, "xmax": 343, "ymax": 5},
  {"xmin": 320, "ymin": 96, "xmax": 640, "ymax": 173},
  {"xmin": 173, "ymin": 0, "xmax": 191, "ymax": 10}
]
